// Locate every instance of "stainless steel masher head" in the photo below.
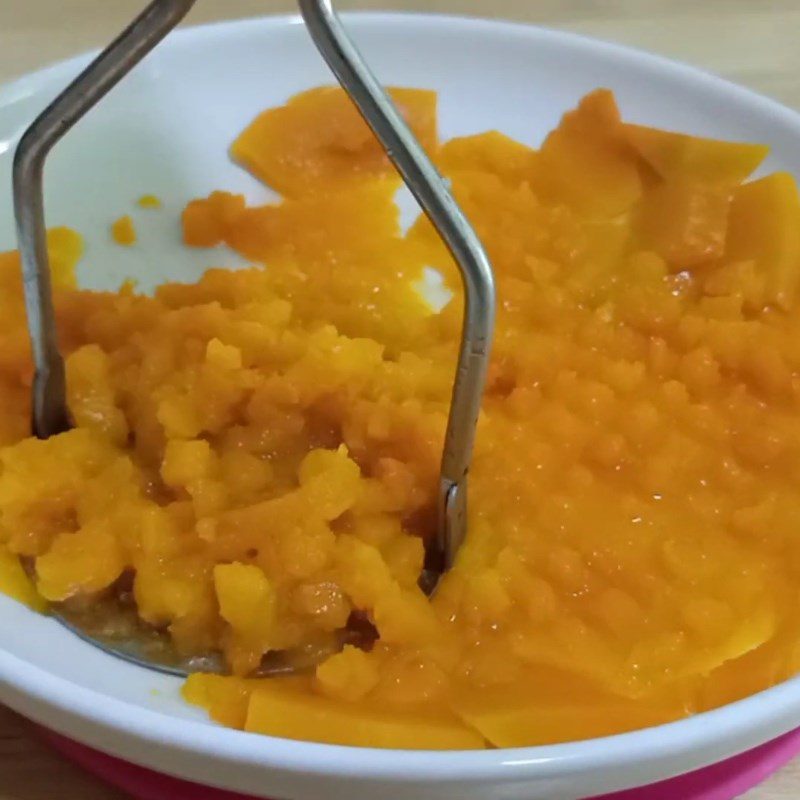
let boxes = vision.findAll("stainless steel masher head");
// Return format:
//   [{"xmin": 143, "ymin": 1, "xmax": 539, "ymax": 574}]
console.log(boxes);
[{"xmin": 12, "ymin": 0, "xmax": 496, "ymax": 677}]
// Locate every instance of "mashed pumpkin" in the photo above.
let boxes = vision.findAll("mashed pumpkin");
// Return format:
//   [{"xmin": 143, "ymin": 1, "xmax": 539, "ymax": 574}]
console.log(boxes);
[{"xmin": 1, "ymin": 86, "xmax": 800, "ymax": 749}]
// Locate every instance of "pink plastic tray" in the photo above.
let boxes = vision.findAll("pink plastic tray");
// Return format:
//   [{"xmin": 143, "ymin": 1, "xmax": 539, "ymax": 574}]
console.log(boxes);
[{"xmin": 40, "ymin": 726, "xmax": 800, "ymax": 800}]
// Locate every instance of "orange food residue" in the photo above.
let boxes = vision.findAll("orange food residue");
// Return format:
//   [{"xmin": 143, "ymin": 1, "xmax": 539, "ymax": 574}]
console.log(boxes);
[
  {"xmin": 137, "ymin": 194, "xmax": 162, "ymax": 209},
  {"xmin": 111, "ymin": 215, "xmax": 137, "ymax": 246}
]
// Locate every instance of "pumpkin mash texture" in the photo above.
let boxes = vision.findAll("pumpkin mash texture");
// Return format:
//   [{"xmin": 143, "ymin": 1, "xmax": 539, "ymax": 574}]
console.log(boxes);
[{"xmin": 2, "ymin": 87, "xmax": 800, "ymax": 749}]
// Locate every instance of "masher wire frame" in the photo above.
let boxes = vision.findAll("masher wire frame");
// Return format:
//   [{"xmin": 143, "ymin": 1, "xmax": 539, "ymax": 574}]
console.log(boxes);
[{"xmin": 12, "ymin": 0, "xmax": 496, "ymax": 672}]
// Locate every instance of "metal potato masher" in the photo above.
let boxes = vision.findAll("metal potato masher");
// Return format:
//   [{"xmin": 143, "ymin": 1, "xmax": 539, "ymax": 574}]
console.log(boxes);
[{"xmin": 12, "ymin": 0, "xmax": 495, "ymax": 676}]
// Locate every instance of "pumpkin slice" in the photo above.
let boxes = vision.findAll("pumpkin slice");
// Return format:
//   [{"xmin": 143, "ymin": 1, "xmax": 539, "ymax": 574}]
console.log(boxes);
[
  {"xmin": 232, "ymin": 86, "xmax": 438, "ymax": 196},
  {"xmin": 625, "ymin": 123, "xmax": 768, "ymax": 185},
  {"xmin": 536, "ymin": 89, "xmax": 642, "ymax": 217},
  {"xmin": 637, "ymin": 179, "xmax": 731, "ymax": 269},
  {"xmin": 725, "ymin": 172, "xmax": 800, "ymax": 309},
  {"xmin": 245, "ymin": 680, "xmax": 485, "ymax": 749}
]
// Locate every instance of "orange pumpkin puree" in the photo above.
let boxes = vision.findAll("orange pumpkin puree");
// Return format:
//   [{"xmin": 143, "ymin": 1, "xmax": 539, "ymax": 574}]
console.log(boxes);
[
  {"xmin": 111, "ymin": 214, "xmax": 137, "ymax": 246},
  {"xmin": 137, "ymin": 194, "xmax": 162, "ymax": 210},
  {"xmin": 1, "ymin": 86, "xmax": 799, "ymax": 749}
]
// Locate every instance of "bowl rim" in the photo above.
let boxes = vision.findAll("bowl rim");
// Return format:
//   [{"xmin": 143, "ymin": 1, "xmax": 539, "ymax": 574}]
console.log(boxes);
[{"xmin": 2, "ymin": 8, "xmax": 800, "ymax": 790}]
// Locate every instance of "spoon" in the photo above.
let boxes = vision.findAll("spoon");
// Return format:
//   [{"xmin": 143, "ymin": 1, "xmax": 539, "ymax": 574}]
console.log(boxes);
[{"xmin": 12, "ymin": 0, "xmax": 495, "ymax": 677}]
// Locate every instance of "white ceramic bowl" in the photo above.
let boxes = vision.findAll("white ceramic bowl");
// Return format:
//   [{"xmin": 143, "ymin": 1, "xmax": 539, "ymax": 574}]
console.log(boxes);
[{"xmin": 2, "ymin": 12, "xmax": 800, "ymax": 800}]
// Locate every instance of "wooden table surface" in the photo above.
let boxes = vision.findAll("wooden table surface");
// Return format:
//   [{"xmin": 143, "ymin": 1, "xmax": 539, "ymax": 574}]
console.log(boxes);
[{"xmin": 1, "ymin": 1, "xmax": 800, "ymax": 798}]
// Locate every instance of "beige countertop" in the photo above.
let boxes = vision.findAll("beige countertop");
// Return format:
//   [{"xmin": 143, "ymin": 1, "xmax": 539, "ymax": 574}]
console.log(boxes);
[{"xmin": 1, "ymin": 2, "xmax": 799, "ymax": 799}]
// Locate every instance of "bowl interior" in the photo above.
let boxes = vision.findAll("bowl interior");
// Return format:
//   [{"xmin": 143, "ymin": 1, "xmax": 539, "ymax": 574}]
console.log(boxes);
[{"xmin": 2, "ymin": 12, "xmax": 800, "ymax": 800}]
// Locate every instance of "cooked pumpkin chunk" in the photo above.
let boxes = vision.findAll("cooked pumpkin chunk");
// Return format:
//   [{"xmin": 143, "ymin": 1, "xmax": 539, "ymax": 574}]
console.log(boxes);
[
  {"xmin": 725, "ymin": 172, "xmax": 800, "ymax": 308},
  {"xmin": 624, "ymin": 123, "xmax": 769, "ymax": 185},
  {"xmin": 232, "ymin": 86, "xmax": 438, "ymax": 196},
  {"xmin": 245, "ymin": 680, "xmax": 485, "ymax": 749}
]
